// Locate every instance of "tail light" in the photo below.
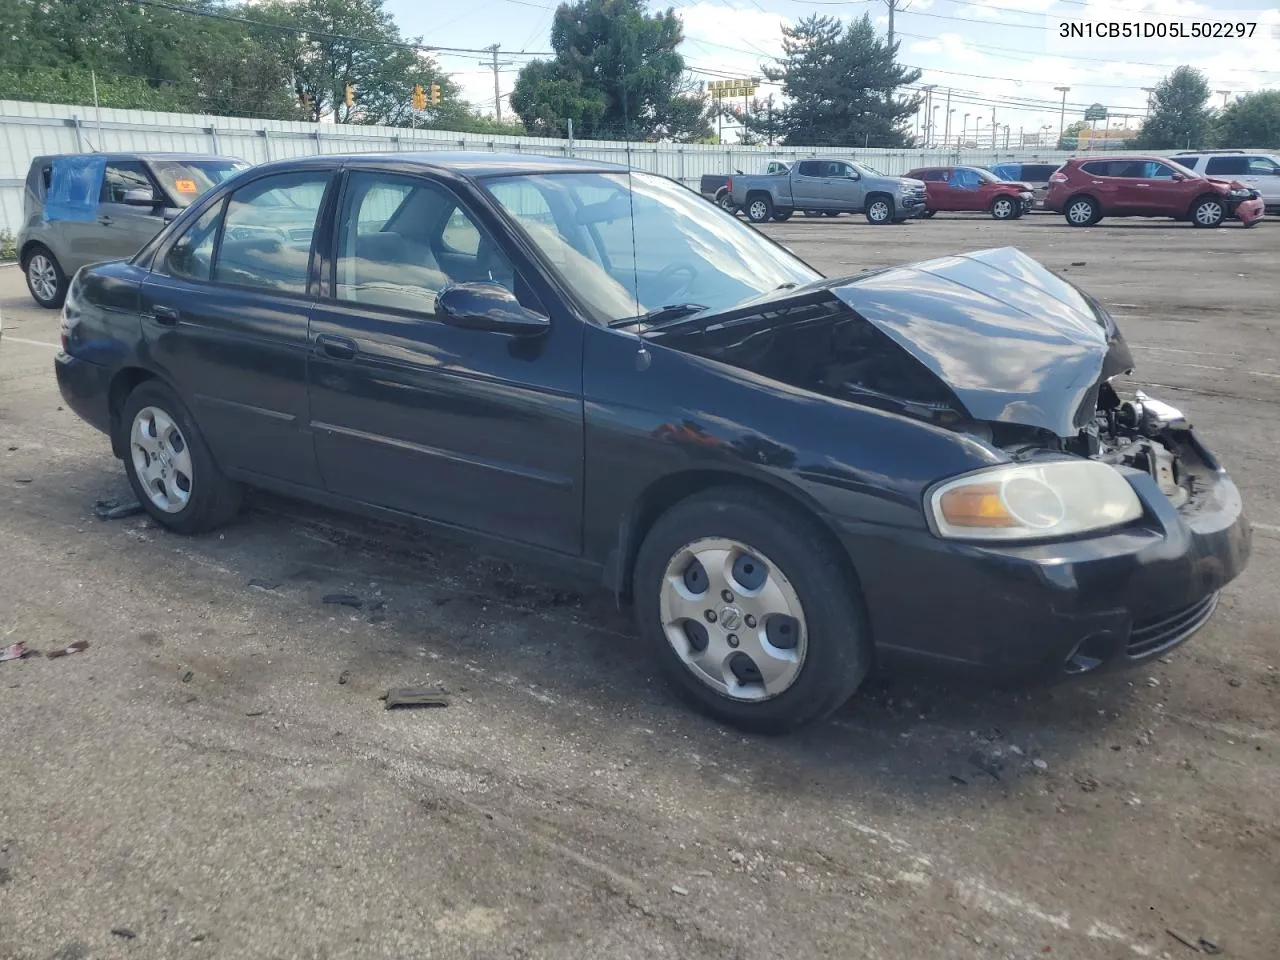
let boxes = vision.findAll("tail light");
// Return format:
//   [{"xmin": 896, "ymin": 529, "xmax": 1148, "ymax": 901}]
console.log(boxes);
[
  {"xmin": 1049, "ymin": 172, "xmax": 1068, "ymax": 183},
  {"xmin": 726, "ymin": 176, "xmax": 733, "ymax": 194}
]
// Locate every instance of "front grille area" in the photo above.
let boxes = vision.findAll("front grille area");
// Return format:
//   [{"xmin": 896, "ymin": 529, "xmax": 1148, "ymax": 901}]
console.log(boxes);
[{"xmin": 1127, "ymin": 593, "xmax": 1219, "ymax": 659}]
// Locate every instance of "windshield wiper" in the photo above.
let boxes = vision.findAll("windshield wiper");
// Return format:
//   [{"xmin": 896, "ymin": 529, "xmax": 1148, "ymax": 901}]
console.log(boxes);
[{"xmin": 609, "ymin": 303, "xmax": 708, "ymax": 328}]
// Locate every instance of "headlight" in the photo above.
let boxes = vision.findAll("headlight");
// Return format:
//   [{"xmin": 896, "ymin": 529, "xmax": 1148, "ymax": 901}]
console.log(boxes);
[
  {"xmin": 927, "ymin": 460, "xmax": 1143, "ymax": 541},
  {"xmin": 1228, "ymin": 188, "xmax": 1250, "ymax": 199}
]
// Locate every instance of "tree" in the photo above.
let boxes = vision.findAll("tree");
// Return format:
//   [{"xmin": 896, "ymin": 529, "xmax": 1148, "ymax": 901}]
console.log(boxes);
[
  {"xmin": 717, "ymin": 96, "xmax": 783, "ymax": 146},
  {"xmin": 1215, "ymin": 91, "xmax": 1280, "ymax": 149},
  {"xmin": 1057, "ymin": 119, "xmax": 1090, "ymax": 150},
  {"xmin": 763, "ymin": 14, "xmax": 920, "ymax": 147},
  {"xmin": 1135, "ymin": 66, "xmax": 1213, "ymax": 150},
  {"xmin": 511, "ymin": 0, "xmax": 711, "ymax": 141}
]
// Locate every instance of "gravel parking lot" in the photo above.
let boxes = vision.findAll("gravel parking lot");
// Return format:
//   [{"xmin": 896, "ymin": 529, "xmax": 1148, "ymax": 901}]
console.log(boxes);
[{"xmin": 1, "ymin": 213, "xmax": 1277, "ymax": 959}]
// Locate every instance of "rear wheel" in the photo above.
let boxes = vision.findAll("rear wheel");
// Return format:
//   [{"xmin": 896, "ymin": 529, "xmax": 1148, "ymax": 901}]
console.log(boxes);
[
  {"xmin": 865, "ymin": 195, "xmax": 894, "ymax": 224},
  {"xmin": 1065, "ymin": 196, "xmax": 1100, "ymax": 227},
  {"xmin": 24, "ymin": 245, "xmax": 67, "ymax": 309},
  {"xmin": 991, "ymin": 196, "xmax": 1017, "ymax": 220},
  {"xmin": 745, "ymin": 195, "xmax": 773, "ymax": 224},
  {"xmin": 120, "ymin": 381, "xmax": 243, "ymax": 535},
  {"xmin": 634, "ymin": 487, "xmax": 871, "ymax": 733},
  {"xmin": 1191, "ymin": 196, "xmax": 1225, "ymax": 228},
  {"xmin": 715, "ymin": 189, "xmax": 737, "ymax": 214}
]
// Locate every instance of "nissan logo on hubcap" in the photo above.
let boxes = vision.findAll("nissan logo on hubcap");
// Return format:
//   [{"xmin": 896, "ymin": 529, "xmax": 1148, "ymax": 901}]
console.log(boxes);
[{"xmin": 719, "ymin": 606, "xmax": 743, "ymax": 631}]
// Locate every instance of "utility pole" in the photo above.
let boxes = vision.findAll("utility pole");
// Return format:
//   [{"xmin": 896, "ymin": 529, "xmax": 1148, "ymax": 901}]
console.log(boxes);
[
  {"xmin": 1141, "ymin": 87, "xmax": 1155, "ymax": 118},
  {"xmin": 942, "ymin": 88, "xmax": 951, "ymax": 148},
  {"xmin": 1054, "ymin": 85, "xmax": 1070, "ymax": 144},
  {"xmin": 962, "ymin": 112, "xmax": 969, "ymax": 148},
  {"xmin": 991, "ymin": 107, "xmax": 997, "ymax": 150},
  {"xmin": 482, "ymin": 44, "xmax": 513, "ymax": 121},
  {"xmin": 920, "ymin": 84, "xmax": 935, "ymax": 147},
  {"xmin": 767, "ymin": 94, "xmax": 775, "ymax": 146},
  {"xmin": 1216, "ymin": 89, "xmax": 1231, "ymax": 109},
  {"xmin": 883, "ymin": 0, "xmax": 906, "ymax": 49}
]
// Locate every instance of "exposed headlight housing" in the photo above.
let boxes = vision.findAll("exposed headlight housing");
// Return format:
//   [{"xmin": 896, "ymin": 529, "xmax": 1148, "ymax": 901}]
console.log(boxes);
[{"xmin": 927, "ymin": 460, "xmax": 1143, "ymax": 541}]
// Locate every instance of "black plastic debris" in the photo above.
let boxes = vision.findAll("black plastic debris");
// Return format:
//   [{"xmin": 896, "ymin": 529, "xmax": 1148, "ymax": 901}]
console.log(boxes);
[
  {"xmin": 110, "ymin": 927, "xmax": 137, "ymax": 940},
  {"xmin": 380, "ymin": 688, "xmax": 450, "ymax": 709},
  {"xmin": 46, "ymin": 640, "xmax": 89, "ymax": 659},
  {"xmin": 322, "ymin": 593, "xmax": 363, "ymax": 608},
  {"xmin": 94, "ymin": 499, "xmax": 144, "ymax": 521}
]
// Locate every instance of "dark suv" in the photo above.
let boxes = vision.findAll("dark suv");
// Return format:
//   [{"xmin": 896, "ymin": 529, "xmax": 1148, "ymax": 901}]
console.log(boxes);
[{"xmin": 1044, "ymin": 156, "xmax": 1264, "ymax": 228}]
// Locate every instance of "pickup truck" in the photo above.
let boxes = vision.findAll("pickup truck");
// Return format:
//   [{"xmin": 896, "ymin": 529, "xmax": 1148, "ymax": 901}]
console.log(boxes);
[
  {"xmin": 701, "ymin": 161, "xmax": 791, "ymax": 213},
  {"xmin": 729, "ymin": 158, "xmax": 927, "ymax": 224}
]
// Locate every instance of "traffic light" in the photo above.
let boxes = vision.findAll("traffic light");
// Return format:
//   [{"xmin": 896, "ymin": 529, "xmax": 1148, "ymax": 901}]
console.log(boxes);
[
  {"xmin": 412, "ymin": 83, "xmax": 426, "ymax": 111},
  {"xmin": 344, "ymin": 83, "xmax": 356, "ymax": 107},
  {"xmin": 429, "ymin": 83, "xmax": 441, "ymax": 106}
]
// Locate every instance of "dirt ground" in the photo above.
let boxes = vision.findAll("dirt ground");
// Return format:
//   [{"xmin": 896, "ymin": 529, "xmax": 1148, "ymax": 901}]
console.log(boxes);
[{"xmin": 1, "ymin": 212, "xmax": 1277, "ymax": 960}]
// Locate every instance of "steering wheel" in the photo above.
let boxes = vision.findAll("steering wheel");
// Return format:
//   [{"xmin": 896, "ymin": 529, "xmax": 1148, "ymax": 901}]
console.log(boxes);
[{"xmin": 652, "ymin": 263, "xmax": 698, "ymax": 303}]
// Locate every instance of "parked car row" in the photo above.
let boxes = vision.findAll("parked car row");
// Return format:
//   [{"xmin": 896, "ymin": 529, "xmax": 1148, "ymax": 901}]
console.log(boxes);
[{"xmin": 50, "ymin": 150, "xmax": 1251, "ymax": 731}]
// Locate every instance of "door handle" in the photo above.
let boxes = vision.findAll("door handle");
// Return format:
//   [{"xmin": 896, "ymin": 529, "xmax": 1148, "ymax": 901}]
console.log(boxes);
[
  {"xmin": 1091, "ymin": 180, "xmax": 1104, "ymax": 185},
  {"xmin": 1135, "ymin": 183, "xmax": 1150, "ymax": 188},
  {"xmin": 147, "ymin": 305, "xmax": 180, "ymax": 326},
  {"xmin": 316, "ymin": 334, "xmax": 357, "ymax": 360}
]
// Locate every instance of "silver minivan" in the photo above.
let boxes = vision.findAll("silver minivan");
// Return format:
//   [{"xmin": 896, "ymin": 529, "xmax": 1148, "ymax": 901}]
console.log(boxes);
[
  {"xmin": 18, "ymin": 152, "xmax": 247, "ymax": 307},
  {"xmin": 1169, "ymin": 151, "xmax": 1280, "ymax": 214}
]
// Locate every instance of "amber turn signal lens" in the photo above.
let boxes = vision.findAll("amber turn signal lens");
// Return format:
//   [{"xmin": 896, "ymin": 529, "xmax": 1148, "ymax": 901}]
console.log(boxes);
[{"xmin": 937, "ymin": 483, "xmax": 1018, "ymax": 528}]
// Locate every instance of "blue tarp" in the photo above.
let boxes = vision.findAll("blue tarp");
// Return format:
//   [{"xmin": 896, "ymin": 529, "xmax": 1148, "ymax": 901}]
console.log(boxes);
[{"xmin": 43, "ymin": 156, "xmax": 106, "ymax": 222}]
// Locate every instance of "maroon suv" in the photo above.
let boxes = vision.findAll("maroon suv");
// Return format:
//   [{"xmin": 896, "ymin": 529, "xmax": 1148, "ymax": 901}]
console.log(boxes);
[
  {"xmin": 1045, "ymin": 156, "xmax": 1264, "ymax": 228},
  {"xmin": 905, "ymin": 166, "xmax": 1034, "ymax": 219}
]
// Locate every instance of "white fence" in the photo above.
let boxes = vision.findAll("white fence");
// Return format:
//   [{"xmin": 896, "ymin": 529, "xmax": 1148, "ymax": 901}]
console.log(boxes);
[{"xmin": 0, "ymin": 98, "xmax": 1094, "ymax": 236}]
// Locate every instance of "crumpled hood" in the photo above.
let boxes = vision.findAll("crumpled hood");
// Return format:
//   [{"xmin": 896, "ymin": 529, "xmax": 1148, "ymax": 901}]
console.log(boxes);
[{"xmin": 829, "ymin": 246, "xmax": 1131, "ymax": 437}]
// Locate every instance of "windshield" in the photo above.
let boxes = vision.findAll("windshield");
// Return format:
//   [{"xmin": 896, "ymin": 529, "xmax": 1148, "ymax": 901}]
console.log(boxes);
[
  {"xmin": 482, "ymin": 171, "xmax": 822, "ymax": 324},
  {"xmin": 850, "ymin": 161, "xmax": 883, "ymax": 177},
  {"xmin": 973, "ymin": 168, "xmax": 1002, "ymax": 183},
  {"xmin": 149, "ymin": 159, "xmax": 248, "ymax": 207}
]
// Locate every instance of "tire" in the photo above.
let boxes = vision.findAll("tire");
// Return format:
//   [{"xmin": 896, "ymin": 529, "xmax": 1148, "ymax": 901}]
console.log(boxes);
[
  {"xmin": 771, "ymin": 209, "xmax": 793, "ymax": 222},
  {"xmin": 865, "ymin": 195, "xmax": 894, "ymax": 225},
  {"xmin": 990, "ymin": 196, "xmax": 1017, "ymax": 220},
  {"xmin": 1065, "ymin": 196, "xmax": 1100, "ymax": 227},
  {"xmin": 745, "ymin": 194, "xmax": 773, "ymax": 224},
  {"xmin": 823, "ymin": 211, "xmax": 840, "ymax": 218},
  {"xmin": 715, "ymin": 189, "xmax": 737, "ymax": 214},
  {"xmin": 24, "ymin": 244, "xmax": 68, "ymax": 309},
  {"xmin": 119, "ymin": 380, "xmax": 243, "ymax": 535},
  {"xmin": 633, "ymin": 486, "xmax": 871, "ymax": 733},
  {"xmin": 1191, "ymin": 196, "xmax": 1225, "ymax": 228},
  {"xmin": 920, "ymin": 209, "xmax": 937, "ymax": 219},
  {"xmin": 803, "ymin": 210, "xmax": 822, "ymax": 218}
]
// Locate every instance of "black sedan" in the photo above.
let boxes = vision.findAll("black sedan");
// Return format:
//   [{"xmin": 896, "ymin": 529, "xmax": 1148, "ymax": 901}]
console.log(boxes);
[{"xmin": 54, "ymin": 152, "xmax": 1251, "ymax": 732}]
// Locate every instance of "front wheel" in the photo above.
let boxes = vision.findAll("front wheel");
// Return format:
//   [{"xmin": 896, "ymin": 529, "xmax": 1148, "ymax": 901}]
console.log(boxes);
[
  {"xmin": 633, "ymin": 487, "xmax": 871, "ymax": 733},
  {"xmin": 865, "ymin": 196, "xmax": 894, "ymax": 224},
  {"xmin": 24, "ymin": 245, "xmax": 68, "ymax": 309},
  {"xmin": 920, "ymin": 209, "xmax": 937, "ymax": 219},
  {"xmin": 745, "ymin": 195, "xmax": 773, "ymax": 224},
  {"xmin": 120, "ymin": 381, "xmax": 243, "ymax": 535},
  {"xmin": 991, "ymin": 196, "xmax": 1017, "ymax": 220},
  {"xmin": 1191, "ymin": 196, "xmax": 1225, "ymax": 228}
]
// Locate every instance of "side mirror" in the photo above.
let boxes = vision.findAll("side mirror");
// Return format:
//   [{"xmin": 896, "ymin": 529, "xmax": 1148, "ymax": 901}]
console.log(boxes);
[
  {"xmin": 122, "ymin": 188, "xmax": 162, "ymax": 207},
  {"xmin": 436, "ymin": 282, "xmax": 550, "ymax": 337},
  {"xmin": 1170, "ymin": 173, "xmax": 1185, "ymax": 181}
]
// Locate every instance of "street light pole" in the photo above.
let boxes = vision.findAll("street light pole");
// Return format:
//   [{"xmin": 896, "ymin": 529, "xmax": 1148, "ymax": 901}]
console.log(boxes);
[
  {"xmin": 1054, "ymin": 85, "xmax": 1070, "ymax": 144},
  {"xmin": 962, "ymin": 112, "xmax": 969, "ymax": 148}
]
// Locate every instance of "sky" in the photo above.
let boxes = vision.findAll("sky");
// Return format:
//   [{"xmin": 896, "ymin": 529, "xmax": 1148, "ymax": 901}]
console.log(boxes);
[{"xmin": 383, "ymin": 0, "xmax": 1280, "ymax": 145}]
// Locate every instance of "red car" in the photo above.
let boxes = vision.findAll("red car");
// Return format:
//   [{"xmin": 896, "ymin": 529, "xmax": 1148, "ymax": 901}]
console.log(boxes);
[
  {"xmin": 1044, "ymin": 156, "xmax": 1265, "ymax": 228},
  {"xmin": 904, "ymin": 166, "xmax": 1034, "ymax": 220}
]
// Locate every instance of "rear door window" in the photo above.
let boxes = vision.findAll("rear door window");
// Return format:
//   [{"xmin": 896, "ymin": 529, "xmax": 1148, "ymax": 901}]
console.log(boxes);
[
  {"xmin": 1246, "ymin": 156, "xmax": 1280, "ymax": 176},
  {"xmin": 213, "ymin": 172, "xmax": 331, "ymax": 295},
  {"xmin": 796, "ymin": 161, "xmax": 824, "ymax": 177},
  {"xmin": 1080, "ymin": 161, "xmax": 1115, "ymax": 177},
  {"xmin": 1205, "ymin": 156, "xmax": 1249, "ymax": 176},
  {"xmin": 165, "ymin": 201, "xmax": 223, "ymax": 282}
]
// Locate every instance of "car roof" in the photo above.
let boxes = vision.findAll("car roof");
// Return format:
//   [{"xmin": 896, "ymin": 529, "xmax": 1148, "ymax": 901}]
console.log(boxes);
[
  {"xmin": 31, "ymin": 152, "xmax": 242, "ymax": 163},
  {"xmin": 241, "ymin": 151, "xmax": 631, "ymax": 179}
]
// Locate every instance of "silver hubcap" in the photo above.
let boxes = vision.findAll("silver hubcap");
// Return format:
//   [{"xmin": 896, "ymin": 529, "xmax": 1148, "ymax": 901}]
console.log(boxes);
[
  {"xmin": 718, "ymin": 195, "xmax": 734, "ymax": 210},
  {"xmin": 659, "ymin": 537, "xmax": 807, "ymax": 702},
  {"xmin": 869, "ymin": 200, "xmax": 889, "ymax": 222},
  {"xmin": 994, "ymin": 199, "xmax": 1012, "ymax": 217},
  {"xmin": 130, "ymin": 406, "xmax": 194, "ymax": 514},
  {"xmin": 749, "ymin": 200, "xmax": 768, "ymax": 221},
  {"xmin": 1068, "ymin": 201, "xmax": 1093, "ymax": 223},
  {"xmin": 1196, "ymin": 202, "xmax": 1223, "ymax": 225},
  {"xmin": 28, "ymin": 254, "xmax": 57, "ymax": 302}
]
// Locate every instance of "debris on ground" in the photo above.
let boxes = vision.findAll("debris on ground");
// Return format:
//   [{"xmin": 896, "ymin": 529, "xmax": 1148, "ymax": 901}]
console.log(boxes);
[
  {"xmin": 1, "ymin": 643, "xmax": 39, "ymax": 663},
  {"xmin": 1032, "ymin": 758, "xmax": 1049, "ymax": 772},
  {"xmin": 110, "ymin": 927, "xmax": 137, "ymax": 939},
  {"xmin": 1074, "ymin": 774, "xmax": 1099, "ymax": 792},
  {"xmin": 670, "ymin": 885, "xmax": 689, "ymax": 896},
  {"xmin": 13, "ymin": 477, "xmax": 32, "ymax": 484},
  {"xmin": 248, "ymin": 578, "xmax": 280, "ymax": 591},
  {"xmin": 245, "ymin": 710, "xmax": 266, "ymax": 717},
  {"xmin": 1071, "ymin": 261, "xmax": 1086, "ymax": 267},
  {"xmin": 94, "ymin": 499, "xmax": 143, "ymax": 521},
  {"xmin": 1166, "ymin": 928, "xmax": 1207, "ymax": 952},
  {"xmin": 1198, "ymin": 936, "xmax": 1222, "ymax": 954},
  {"xmin": 181, "ymin": 669, "xmax": 194, "ymax": 683},
  {"xmin": 45, "ymin": 640, "xmax": 89, "ymax": 659},
  {"xmin": 380, "ymin": 688, "xmax": 450, "ymax": 709},
  {"xmin": 322, "ymin": 593, "xmax": 363, "ymax": 608},
  {"xmin": 338, "ymin": 670, "xmax": 351, "ymax": 685}
]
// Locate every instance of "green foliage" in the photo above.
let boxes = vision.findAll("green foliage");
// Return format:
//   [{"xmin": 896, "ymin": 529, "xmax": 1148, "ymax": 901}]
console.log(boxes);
[
  {"xmin": 1215, "ymin": 91, "xmax": 1280, "ymax": 149},
  {"xmin": 0, "ymin": 229, "xmax": 16, "ymax": 262},
  {"xmin": 511, "ymin": 0, "xmax": 711, "ymax": 142},
  {"xmin": 763, "ymin": 14, "xmax": 921, "ymax": 148},
  {"xmin": 1134, "ymin": 66, "xmax": 1214, "ymax": 150},
  {"xmin": 1057, "ymin": 120, "xmax": 1090, "ymax": 151}
]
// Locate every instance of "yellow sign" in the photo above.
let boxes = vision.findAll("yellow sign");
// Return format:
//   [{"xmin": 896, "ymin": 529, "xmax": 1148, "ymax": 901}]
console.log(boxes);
[
  {"xmin": 173, "ymin": 179, "xmax": 198, "ymax": 194},
  {"xmin": 707, "ymin": 78, "xmax": 758, "ymax": 98}
]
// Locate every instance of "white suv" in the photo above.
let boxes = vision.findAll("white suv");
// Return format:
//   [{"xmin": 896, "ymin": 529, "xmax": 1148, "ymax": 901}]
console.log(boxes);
[{"xmin": 1170, "ymin": 152, "xmax": 1280, "ymax": 213}]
